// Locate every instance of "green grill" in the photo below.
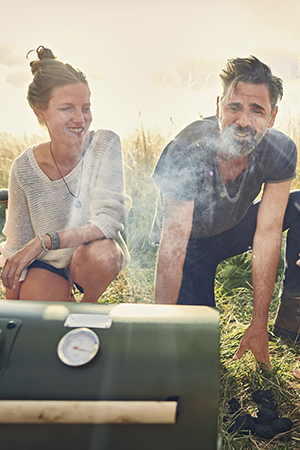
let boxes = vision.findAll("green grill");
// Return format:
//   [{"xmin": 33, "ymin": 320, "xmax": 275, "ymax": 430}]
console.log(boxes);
[{"xmin": 0, "ymin": 300, "xmax": 221, "ymax": 449}]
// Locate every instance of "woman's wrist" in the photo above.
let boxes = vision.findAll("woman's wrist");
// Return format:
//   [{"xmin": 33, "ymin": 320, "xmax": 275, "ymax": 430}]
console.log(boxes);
[
  {"xmin": 43, "ymin": 234, "xmax": 52, "ymax": 250},
  {"xmin": 37, "ymin": 235, "xmax": 48, "ymax": 252},
  {"xmin": 36, "ymin": 233, "xmax": 60, "ymax": 251},
  {"xmin": 37, "ymin": 234, "xmax": 51, "ymax": 251}
]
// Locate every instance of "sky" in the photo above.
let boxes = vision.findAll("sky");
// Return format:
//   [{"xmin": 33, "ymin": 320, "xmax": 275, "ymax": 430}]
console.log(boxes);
[{"xmin": 1, "ymin": 0, "xmax": 300, "ymax": 139}]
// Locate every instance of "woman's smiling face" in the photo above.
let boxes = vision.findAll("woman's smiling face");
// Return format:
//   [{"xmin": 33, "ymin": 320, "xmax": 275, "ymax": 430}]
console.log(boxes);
[{"xmin": 36, "ymin": 82, "xmax": 92, "ymax": 148}]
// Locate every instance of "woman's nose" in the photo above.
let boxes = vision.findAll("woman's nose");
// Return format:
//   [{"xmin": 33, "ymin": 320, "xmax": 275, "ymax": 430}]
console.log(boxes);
[{"xmin": 73, "ymin": 109, "xmax": 85, "ymax": 124}]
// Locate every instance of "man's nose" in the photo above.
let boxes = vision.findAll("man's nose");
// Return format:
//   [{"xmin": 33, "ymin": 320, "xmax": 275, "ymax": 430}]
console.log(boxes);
[{"xmin": 236, "ymin": 110, "xmax": 251, "ymax": 128}]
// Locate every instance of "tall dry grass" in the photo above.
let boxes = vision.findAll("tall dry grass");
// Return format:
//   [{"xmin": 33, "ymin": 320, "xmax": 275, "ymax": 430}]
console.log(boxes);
[{"xmin": 0, "ymin": 131, "xmax": 48, "ymax": 188}]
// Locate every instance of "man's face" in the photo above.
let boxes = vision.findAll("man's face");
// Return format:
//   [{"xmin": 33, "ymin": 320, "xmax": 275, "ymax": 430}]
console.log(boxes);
[{"xmin": 216, "ymin": 81, "xmax": 278, "ymax": 159}]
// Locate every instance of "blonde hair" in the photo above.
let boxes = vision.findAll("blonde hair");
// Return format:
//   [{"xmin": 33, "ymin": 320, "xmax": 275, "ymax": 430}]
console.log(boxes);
[{"xmin": 27, "ymin": 46, "xmax": 90, "ymax": 118}]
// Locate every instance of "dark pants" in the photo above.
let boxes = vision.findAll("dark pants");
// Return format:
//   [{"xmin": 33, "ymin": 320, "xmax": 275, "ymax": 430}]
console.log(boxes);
[{"xmin": 177, "ymin": 190, "xmax": 300, "ymax": 306}]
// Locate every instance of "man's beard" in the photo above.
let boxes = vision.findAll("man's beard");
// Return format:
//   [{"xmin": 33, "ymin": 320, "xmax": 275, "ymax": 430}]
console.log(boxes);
[{"xmin": 219, "ymin": 123, "xmax": 268, "ymax": 159}]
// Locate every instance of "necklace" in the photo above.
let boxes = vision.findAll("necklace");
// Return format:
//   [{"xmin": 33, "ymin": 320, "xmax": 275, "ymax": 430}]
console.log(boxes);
[{"xmin": 49, "ymin": 142, "xmax": 86, "ymax": 209}]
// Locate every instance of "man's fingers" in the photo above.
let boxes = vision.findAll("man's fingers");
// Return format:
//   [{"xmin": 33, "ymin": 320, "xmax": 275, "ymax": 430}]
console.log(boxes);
[
  {"xmin": 233, "ymin": 340, "xmax": 247, "ymax": 361},
  {"xmin": 258, "ymin": 360, "xmax": 272, "ymax": 372},
  {"xmin": 232, "ymin": 332, "xmax": 272, "ymax": 371},
  {"xmin": 234, "ymin": 348, "xmax": 272, "ymax": 371}
]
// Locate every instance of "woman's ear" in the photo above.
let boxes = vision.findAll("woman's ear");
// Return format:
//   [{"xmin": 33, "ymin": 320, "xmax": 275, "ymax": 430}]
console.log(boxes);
[
  {"xmin": 33, "ymin": 106, "xmax": 43, "ymax": 120},
  {"xmin": 32, "ymin": 105, "xmax": 46, "ymax": 125}
]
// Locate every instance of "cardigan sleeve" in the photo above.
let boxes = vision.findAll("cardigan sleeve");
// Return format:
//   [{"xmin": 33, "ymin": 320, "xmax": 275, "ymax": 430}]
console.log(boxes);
[
  {"xmin": 0, "ymin": 160, "xmax": 36, "ymax": 281},
  {"xmin": 88, "ymin": 133, "xmax": 132, "ymax": 239},
  {"xmin": 0, "ymin": 161, "xmax": 35, "ymax": 264}
]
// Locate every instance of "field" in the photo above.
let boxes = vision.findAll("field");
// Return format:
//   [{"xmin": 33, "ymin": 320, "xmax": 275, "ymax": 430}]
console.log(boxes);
[{"xmin": 0, "ymin": 120, "xmax": 300, "ymax": 449}]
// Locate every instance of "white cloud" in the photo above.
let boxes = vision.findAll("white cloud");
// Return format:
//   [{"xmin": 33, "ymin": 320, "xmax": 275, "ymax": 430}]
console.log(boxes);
[
  {"xmin": 85, "ymin": 69, "xmax": 106, "ymax": 82},
  {"xmin": 152, "ymin": 49, "xmax": 300, "ymax": 93},
  {"xmin": 0, "ymin": 43, "xmax": 24, "ymax": 67},
  {"xmin": 152, "ymin": 58, "xmax": 221, "ymax": 91},
  {"xmin": 254, "ymin": 48, "xmax": 300, "ymax": 82},
  {"xmin": 6, "ymin": 71, "xmax": 31, "ymax": 89}
]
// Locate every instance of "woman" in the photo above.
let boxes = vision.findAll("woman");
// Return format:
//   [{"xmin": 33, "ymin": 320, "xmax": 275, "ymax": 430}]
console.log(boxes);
[{"xmin": 0, "ymin": 46, "xmax": 131, "ymax": 302}]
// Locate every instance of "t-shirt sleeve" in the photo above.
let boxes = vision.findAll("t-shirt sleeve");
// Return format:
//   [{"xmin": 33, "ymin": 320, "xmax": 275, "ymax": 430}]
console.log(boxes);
[
  {"xmin": 152, "ymin": 140, "xmax": 199, "ymax": 201},
  {"xmin": 265, "ymin": 134, "xmax": 297, "ymax": 183}
]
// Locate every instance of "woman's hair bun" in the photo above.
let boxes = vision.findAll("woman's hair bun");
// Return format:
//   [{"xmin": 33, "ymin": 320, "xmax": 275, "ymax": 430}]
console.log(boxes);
[
  {"xmin": 27, "ymin": 46, "xmax": 89, "ymax": 113},
  {"xmin": 27, "ymin": 46, "xmax": 57, "ymax": 75}
]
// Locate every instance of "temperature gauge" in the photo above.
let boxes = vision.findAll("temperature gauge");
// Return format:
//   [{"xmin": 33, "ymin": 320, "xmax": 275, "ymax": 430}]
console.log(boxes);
[{"xmin": 57, "ymin": 328, "xmax": 99, "ymax": 366}]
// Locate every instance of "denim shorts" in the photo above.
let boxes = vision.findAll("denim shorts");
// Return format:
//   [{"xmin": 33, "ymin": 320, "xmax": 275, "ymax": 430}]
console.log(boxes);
[{"xmin": 28, "ymin": 260, "xmax": 84, "ymax": 293}]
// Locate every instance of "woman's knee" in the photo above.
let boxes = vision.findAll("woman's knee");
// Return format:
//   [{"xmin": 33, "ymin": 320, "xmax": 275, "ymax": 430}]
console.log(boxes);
[{"xmin": 70, "ymin": 239, "xmax": 123, "ymax": 278}]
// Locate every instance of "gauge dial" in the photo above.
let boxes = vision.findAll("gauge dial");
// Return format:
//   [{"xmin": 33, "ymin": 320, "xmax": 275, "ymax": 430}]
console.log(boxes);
[{"xmin": 57, "ymin": 328, "xmax": 99, "ymax": 366}]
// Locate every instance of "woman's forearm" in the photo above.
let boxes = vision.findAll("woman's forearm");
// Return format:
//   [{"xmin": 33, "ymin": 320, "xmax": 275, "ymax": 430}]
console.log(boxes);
[{"xmin": 42, "ymin": 223, "xmax": 105, "ymax": 250}]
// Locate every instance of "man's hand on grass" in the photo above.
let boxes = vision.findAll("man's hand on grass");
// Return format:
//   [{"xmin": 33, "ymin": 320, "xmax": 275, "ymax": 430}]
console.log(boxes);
[{"xmin": 233, "ymin": 323, "xmax": 272, "ymax": 371}]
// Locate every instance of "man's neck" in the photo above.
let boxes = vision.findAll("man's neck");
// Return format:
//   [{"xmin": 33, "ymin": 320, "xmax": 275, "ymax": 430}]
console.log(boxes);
[{"xmin": 218, "ymin": 153, "xmax": 249, "ymax": 184}]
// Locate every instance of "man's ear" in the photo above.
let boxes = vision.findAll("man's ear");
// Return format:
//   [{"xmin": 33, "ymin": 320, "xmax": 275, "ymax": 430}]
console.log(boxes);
[
  {"xmin": 216, "ymin": 96, "xmax": 220, "ymax": 119},
  {"xmin": 268, "ymin": 106, "xmax": 278, "ymax": 129}
]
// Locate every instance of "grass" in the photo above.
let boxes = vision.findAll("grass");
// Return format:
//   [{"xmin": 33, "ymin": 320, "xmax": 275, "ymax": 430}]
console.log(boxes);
[{"xmin": 1, "ymin": 121, "xmax": 300, "ymax": 448}]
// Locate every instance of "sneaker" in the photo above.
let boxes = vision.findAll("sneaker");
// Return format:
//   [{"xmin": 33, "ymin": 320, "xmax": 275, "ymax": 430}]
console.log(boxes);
[{"xmin": 273, "ymin": 289, "xmax": 300, "ymax": 342}]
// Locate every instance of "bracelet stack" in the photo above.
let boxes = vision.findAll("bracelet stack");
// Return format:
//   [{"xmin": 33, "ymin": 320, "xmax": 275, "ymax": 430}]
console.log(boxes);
[{"xmin": 46, "ymin": 231, "xmax": 60, "ymax": 250}]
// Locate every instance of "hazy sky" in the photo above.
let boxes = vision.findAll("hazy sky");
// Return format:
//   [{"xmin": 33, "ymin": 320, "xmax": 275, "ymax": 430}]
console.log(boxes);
[{"xmin": 1, "ymin": 0, "xmax": 300, "ymax": 137}]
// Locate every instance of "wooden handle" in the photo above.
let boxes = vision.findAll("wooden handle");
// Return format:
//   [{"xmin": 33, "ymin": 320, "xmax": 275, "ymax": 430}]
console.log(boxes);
[{"xmin": 0, "ymin": 400, "xmax": 177, "ymax": 424}]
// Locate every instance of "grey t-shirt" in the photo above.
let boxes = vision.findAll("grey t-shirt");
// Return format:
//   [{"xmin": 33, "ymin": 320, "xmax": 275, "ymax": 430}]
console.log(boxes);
[{"xmin": 152, "ymin": 116, "xmax": 297, "ymax": 238}]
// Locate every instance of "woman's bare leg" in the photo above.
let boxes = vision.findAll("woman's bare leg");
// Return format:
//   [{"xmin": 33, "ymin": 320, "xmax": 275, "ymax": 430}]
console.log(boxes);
[
  {"xmin": 17, "ymin": 268, "xmax": 71, "ymax": 301},
  {"xmin": 69, "ymin": 239, "xmax": 123, "ymax": 302},
  {"xmin": 6, "ymin": 281, "xmax": 21, "ymax": 299}
]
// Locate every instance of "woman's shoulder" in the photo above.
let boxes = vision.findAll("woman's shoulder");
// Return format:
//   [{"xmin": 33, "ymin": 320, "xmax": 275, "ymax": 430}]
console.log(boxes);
[
  {"xmin": 12, "ymin": 145, "xmax": 35, "ymax": 169},
  {"xmin": 90, "ymin": 130, "xmax": 122, "ymax": 156},
  {"xmin": 92, "ymin": 129, "xmax": 120, "ymax": 144}
]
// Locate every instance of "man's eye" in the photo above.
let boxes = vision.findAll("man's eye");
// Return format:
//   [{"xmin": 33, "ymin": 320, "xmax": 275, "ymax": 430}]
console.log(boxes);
[{"xmin": 60, "ymin": 107, "xmax": 71, "ymax": 111}]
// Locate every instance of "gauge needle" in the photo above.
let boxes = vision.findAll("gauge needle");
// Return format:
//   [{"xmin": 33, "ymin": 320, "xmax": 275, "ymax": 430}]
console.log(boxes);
[{"xmin": 72, "ymin": 346, "xmax": 89, "ymax": 352}]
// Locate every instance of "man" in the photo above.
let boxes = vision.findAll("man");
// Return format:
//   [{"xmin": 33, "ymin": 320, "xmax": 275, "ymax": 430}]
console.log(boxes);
[{"xmin": 152, "ymin": 56, "xmax": 300, "ymax": 370}]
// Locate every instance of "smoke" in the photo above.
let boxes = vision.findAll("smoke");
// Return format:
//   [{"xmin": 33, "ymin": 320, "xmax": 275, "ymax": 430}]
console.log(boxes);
[{"xmin": 218, "ymin": 123, "xmax": 267, "ymax": 159}]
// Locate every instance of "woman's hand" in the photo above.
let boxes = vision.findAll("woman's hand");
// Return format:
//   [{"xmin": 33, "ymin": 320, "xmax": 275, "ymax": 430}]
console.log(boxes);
[{"xmin": 1, "ymin": 237, "xmax": 43, "ymax": 290}]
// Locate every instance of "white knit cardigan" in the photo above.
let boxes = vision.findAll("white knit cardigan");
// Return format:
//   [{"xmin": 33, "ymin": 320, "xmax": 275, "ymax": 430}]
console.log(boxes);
[{"xmin": 0, "ymin": 129, "xmax": 131, "ymax": 281}]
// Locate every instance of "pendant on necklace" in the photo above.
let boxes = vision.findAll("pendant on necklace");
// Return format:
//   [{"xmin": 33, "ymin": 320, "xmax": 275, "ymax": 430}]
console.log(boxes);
[{"xmin": 75, "ymin": 200, "xmax": 82, "ymax": 209}]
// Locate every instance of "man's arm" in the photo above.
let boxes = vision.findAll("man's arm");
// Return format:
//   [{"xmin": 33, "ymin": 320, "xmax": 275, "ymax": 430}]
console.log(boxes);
[
  {"xmin": 234, "ymin": 179, "xmax": 292, "ymax": 370},
  {"xmin": 155, "ymin": 194, "xmax": 194, "ymax": 304}
]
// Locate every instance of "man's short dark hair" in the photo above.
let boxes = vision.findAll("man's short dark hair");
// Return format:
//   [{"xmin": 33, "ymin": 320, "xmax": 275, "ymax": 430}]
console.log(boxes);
[{"xmin": 219, "ymin": 56, "xmax": 283, "ymax": 112}]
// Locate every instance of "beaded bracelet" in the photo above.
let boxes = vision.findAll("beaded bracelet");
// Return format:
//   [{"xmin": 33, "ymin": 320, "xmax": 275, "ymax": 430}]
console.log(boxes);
[{"xmin": 46, "ymin": 231, "xmax": 60, "ymax": 250}]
